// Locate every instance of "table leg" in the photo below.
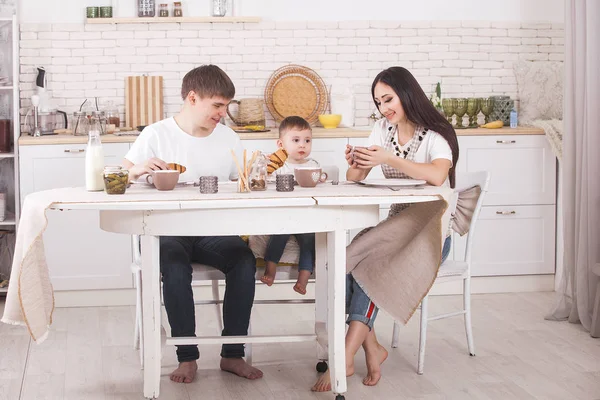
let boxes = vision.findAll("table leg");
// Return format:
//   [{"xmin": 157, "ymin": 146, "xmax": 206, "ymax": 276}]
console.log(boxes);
[
  {"xmin": 315, "ymin": 232, "xmax": 328, "ymax": 363},
  {"xmin": 327, "ymin": 229, "xmax": 347, "ymax": 396},
  {"xmin": 141, "ymin": 235, "xmax": 161, "ymax": 399}
]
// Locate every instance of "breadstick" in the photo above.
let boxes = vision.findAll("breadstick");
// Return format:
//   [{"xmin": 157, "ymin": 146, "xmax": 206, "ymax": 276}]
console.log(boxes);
[{"xmin": 230, "ymin": 149, "xmax": 247, "ymax": 189}]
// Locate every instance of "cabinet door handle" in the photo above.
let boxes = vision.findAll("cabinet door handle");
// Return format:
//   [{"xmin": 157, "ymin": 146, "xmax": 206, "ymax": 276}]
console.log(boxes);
[
  {"xmin": 496, "ymin": 210, "xmax": 516, "ymax": 215},
  {"xmin": 64, "ymin": 149, "xmax": 85, "ymax": 153},
  {"xmin": 496, "ymin": 140, "xmax": 516, "ymax": 144}
]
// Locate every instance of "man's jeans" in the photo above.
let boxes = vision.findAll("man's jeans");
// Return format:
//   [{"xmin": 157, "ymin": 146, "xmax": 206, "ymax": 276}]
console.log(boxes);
[{"xmin": 160, "ymin": 235, "xmax": 256, "ymax": 362}]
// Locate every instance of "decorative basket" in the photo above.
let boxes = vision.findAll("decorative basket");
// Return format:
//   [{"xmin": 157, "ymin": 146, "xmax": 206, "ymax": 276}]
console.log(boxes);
[
  {"xmin": 489, "ymin": 96, "xmax": 514, "ymax": 126},
  {"xmin": 264, "ymin": 64, "xmax": 329, "ymax": 125}
]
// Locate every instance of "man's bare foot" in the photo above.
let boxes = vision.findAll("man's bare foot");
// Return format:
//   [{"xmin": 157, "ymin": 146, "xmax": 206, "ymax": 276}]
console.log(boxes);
[
  {"xmin": 170, "ymin": 360, "xmax": 198, "ymax": 383},
  {"xmin": 311, "ymin": 362, "xmax": 355, "ymax": 392},
  {"xmin": 362, "ymin": 344, "xmax": 388, "ymax": 386},
  {"xmin": 260, "ymin": 261, "xmax": 277, "ymax": 286},
  {"xmin": 293, "ymin": 269, "xmax": 311, "ymax": 295},
  {"xmin": 220, "ymin": 357, "xmax": 263, "ymax": 380}
]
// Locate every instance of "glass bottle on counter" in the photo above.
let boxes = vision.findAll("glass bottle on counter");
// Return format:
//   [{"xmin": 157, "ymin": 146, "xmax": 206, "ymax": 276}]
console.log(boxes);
[
  {"xmin": 85, "ymin": 122, "xmax": 105, "ymax": 192},
  {"xmin": 91, "ymin": 111, "xmax": 107, "ymax": 135},
  {"xmin": 138, "ymin": 0, "xmax": 156, "ymax": 17},
  {"xmin": 211, "ymin": 0, "xmax": 227, "ymax": 16}
]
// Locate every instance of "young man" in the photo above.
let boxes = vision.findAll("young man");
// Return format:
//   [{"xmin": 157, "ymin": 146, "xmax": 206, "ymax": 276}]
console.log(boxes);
[{"xmin": 123, "ymin": 65, "xmax": 263, "ymax": 384}]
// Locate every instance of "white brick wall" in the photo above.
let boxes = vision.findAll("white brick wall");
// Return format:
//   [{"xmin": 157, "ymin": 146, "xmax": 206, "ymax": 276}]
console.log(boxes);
[{"xmin": 19, "ymin": 20, "xmax": 564, "ymax": 127}]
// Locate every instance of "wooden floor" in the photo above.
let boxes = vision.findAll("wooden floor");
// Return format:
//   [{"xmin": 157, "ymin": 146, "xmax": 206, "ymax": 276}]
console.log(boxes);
[{"xmin": 1, "ymin": 292, "xmax": 599, "ymax": 400}]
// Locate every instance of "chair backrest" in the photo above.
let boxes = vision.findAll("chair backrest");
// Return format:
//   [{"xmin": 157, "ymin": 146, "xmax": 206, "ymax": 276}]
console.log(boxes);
[{"xmin": 454, "ymin": 171, "xmax": 491, "ymax": 266}]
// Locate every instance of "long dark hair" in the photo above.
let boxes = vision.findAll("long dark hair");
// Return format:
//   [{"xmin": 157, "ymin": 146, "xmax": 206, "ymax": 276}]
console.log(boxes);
[{"xmin": 371, "ymin": 67, "xmax": 459, "ymax": 188}]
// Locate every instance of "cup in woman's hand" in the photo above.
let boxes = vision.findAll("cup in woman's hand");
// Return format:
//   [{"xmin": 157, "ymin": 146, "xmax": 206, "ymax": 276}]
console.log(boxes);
[
  {"xmin": 351, "ymin": 146, "xmax": 369, "ymax": 162},
  {"xmin": 146, "ymin": 170, "xmax": 180, "ymax": 191},
  {"xmin": 295, "ymin": 167, "xmax": 328, "ymax": 187}
]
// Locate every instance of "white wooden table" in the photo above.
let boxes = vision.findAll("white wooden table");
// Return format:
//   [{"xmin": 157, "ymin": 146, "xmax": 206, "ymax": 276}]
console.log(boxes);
[{"xmin": 51, "ymin": 182, "xmax": 450, "ymax": 399}]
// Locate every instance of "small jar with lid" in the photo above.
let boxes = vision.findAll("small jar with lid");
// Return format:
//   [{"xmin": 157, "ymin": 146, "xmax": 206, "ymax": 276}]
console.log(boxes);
[
  {"xmin": 103, "ymin": 166, "xmax": 129, "ymax": 195},
  {"xmin": 173, "ymin": 2, "xmax": 183, "ymax": 17},
  {"xmin": 72, "ymin": 111, "xmax": 89, "ymax": 136},
  {"xmin": 159, "ymin": 3, "xmax": 169, "ymax": 17},
  {"xmin": 249, "ymin": 153, "xmax": 268, "ymax": 191}
]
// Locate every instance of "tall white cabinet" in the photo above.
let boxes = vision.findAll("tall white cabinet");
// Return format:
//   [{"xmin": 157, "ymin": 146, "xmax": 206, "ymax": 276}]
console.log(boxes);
[{"xmin": 0, "ymin": 15, "xmax": 19, "ymax": 294}]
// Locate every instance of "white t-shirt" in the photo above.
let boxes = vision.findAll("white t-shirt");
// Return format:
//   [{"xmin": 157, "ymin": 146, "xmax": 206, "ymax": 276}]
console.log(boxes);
[
  {"xmin": 367, "ymin": 119, "xmax": 454, "ymax": 186},
  {"xmin": 125, "ymin": 117, "xmax": 244, "ymax": 182}
]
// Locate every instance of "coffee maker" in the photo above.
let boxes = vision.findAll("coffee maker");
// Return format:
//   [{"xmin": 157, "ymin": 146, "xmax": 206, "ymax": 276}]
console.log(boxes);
[{"xmin": 25, "ymin": 67, "xmax": 68, "ymax": 135}]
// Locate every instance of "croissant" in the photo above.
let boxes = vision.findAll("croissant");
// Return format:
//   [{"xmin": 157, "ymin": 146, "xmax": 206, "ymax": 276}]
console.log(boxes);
[
  {"xmin": 267, "ymin": 148, "xmax": 288, "ymax": 174},
  {"xmin": 167, "ymin": 163, "xmax": 186, "ymax": 173}
]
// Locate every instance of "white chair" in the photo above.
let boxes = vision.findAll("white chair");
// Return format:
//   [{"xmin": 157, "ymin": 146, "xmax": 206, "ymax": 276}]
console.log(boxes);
[
  {"xmin": 132, "ymin": 166, "xmax": 340, "ymax": 369},
  {"xmin": 391, "ymin": 171, "xmax": 491, "ymax": 375}
]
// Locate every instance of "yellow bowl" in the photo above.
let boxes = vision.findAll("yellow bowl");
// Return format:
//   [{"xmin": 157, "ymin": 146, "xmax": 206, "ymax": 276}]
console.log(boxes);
[{"xmin": 318, "ymin": 114, "xmax": 342, "ymax": 129}]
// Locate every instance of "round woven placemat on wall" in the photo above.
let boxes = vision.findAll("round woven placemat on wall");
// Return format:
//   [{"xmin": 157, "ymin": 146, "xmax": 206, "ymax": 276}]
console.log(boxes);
[{"xmin": 264, "ymin": 65, "xmax": 329, "ymax": 125}]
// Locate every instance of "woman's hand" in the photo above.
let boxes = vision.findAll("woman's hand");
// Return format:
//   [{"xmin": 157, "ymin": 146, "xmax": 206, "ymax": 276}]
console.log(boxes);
[
  {"xmin": 127, "ymin": 157, "xmax": 168, "ymax": 181},
  {"xmin": 353, "ymin": 145, "xmax": 392, "ymax": 169},
  {"xmin": 345, "ymin": 144, "xmax": 359, "ymax": 169}
]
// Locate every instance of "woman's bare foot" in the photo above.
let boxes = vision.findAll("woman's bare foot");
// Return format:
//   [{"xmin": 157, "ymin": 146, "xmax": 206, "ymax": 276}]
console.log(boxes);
[
  {"xmin": 362, "ymin": 344, "xmax": 388, "ymax": 386},
  {"xmin": 220, "ymin": 358, "xmax": 263, "ymax": 380},
  {"xmin": 260, "ymin": 261, "xmax": 277, "ymax": 286},
  {"xmin": 311, "ymin": 361, "xmax": 355, "ymax": 392},
  {"xmin": 170, "ymin": 360, "xmax": 198, "ymax": 383},
  {"xmin": 293, "ymin": 270, "xmax": 311, "ymax": 295}
]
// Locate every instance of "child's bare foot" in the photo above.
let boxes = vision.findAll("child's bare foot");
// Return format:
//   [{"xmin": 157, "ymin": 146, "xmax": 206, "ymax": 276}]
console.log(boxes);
[
  {"xmin": 362, "ymin": 344, "xmax": 388, "ymax": 386},
  {"xmin": 311, "ymin": 361, "xmax": 354, "ymax": 392},
  {"xmin": 293, "ymin": 269, "xmax": 311, "ymax": 295},
  {"xmin": 220, "ymin": 357, "xmax": 263, "ymax": 380},
  {"xmin": 170, "ymin": 360, "xmax": 198, "ymax": 383},
  {"xmin": 260, "ymin": 261, "xmax": 277, "ymax": 286}
]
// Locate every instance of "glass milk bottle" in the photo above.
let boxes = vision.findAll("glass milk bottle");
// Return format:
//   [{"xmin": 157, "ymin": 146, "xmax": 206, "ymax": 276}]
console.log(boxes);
[{"xmin": 85, "ymin": 120, "xmax": 105, "ymax": 191}]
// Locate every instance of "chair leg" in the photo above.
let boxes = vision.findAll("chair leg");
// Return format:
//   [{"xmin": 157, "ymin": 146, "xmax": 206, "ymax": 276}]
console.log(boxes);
[
  {"xmin": 246, "ymin": 320, "xmax": 253, "ymax": 366},
  {"xmin": 391, "ymin": 321, "xmax": 400, "ymax": 348},
  {"xmin": 464, "ymin": 277, "xmax": 475, "ymax": 356},
  {"xmin": 417, "ymin": 295, "xmax": 429, "ymax": 375},
  {"xmin": 212, "ymin": 280, "xmax": 224, "ymax": 334}
]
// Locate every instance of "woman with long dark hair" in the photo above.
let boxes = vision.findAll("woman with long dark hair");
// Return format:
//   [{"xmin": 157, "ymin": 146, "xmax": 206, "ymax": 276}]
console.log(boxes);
[{"xmin": 312, "ymin": 67, "xmax": 459, "ymax": 393}]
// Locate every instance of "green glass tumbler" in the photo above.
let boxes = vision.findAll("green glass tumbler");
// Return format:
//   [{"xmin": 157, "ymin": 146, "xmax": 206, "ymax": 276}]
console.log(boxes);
[{"xmin": 86, "ymin": 6, "xmax": 99, "ymax": 18}]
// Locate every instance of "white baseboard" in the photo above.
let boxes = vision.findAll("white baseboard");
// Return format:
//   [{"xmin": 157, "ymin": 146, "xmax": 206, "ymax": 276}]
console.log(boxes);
[{"xmin": 53, "ymin": 274, "xmax": 556, "ymax": 308}]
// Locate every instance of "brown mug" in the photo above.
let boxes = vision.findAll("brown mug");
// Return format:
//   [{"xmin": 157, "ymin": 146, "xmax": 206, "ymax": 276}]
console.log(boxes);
[
  {"xmin": 146, "ymin": 170, "xmax": 180, "ymax": 191},
  {"xmin": 294, "ymin": 167, "xmax": 328, "ymax": 188}
]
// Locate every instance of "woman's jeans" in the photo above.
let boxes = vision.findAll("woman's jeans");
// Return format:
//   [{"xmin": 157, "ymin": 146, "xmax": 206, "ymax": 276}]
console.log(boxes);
[{"xmin": 346, "ymin": 235, "xmax": 452, "ymax": 330}]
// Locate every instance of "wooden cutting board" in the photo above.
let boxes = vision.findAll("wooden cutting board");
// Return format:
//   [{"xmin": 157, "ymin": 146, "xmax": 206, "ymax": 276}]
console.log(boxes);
[{"xmin": 125, "ymin": 76, "xmax": 164, "ymax": 129}]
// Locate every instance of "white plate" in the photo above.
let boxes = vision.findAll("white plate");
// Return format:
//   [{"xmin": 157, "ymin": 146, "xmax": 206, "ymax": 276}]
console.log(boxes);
[{"xmin": 357, "ymin": 178, "xmax": 426, "ymax": 187}]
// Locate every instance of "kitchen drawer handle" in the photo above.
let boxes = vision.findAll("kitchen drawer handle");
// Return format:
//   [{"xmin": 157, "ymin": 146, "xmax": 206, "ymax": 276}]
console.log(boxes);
[
  {"xmin": 496, "ymin": 140, "xmax": 516, "ymax": 144},
  {"xmin": 64, "ymin": 149, "xmax": 85, "ymax": 153},
  {"xmin": 496, "ymin": 210, "xmax": 516, "ymax": 215}
]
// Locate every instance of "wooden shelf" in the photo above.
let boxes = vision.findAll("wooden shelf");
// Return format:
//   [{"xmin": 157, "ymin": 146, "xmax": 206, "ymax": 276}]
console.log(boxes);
[{"xmin": 86, "ymin": 16, "xmax": 261, "ymax": 24}]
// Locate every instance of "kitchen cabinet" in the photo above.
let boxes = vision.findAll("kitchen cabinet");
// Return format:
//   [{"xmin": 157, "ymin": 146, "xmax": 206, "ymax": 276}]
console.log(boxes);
[{"xmin": 19, "ymin": 143, "xmax": 133, "ymax": 290}]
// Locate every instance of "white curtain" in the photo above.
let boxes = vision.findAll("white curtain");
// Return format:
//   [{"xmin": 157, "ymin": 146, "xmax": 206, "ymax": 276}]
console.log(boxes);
[{"xmin": 546, "ymin": 0, "xmax": 600, "ymax": 337}]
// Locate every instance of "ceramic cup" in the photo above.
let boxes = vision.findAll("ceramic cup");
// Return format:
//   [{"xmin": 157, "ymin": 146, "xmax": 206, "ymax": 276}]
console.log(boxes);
[
  {"xmin": 294, "ymin": 167, "xmax": 328, "ymax": 188},
  {"xmin": 351, "ymin": 146, "xmax": 369, "ymax": 162},
  {"xmin": 146, "ymin": 170, "xmax": 180, "ymax": 191}
]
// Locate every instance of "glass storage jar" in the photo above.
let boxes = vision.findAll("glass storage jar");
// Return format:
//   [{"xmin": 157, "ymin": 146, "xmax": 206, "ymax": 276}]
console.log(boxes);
[
  {"xmin": 173, "ymin": 1, "xmax": 182, "ymax": 16},
  {"xmin": 159, "ymin": 3, "xmax": 169, "ymax": 16},
  {"xmin": 211, "ymin": 0, "xmax": 226, "ymax": 16},
  {"xmin": 138, "ymin": 0, "xmax": 156, "ymax": 17},
  {"xmin": 91, "ymin": 111, "xmax": 107, "ymax": 135},
  {"xmin": 103, "ymin": 166, "xmax": 129, "ymax": 195},
  {"xmin": 249, "ymin": 153, "xmax": 268, "ymax": 191},
  {"xmin": 72, "ymin": 111, "xmax": 89, "ymax": 136}
]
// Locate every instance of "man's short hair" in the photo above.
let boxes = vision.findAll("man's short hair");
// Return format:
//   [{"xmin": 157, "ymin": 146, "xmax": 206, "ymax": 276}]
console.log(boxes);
[
  {"xmin": 181, "ymin": 65, "xmax": 235, "ymax": 100},
  {"xmin": 278, "ymin": 116, "xmax": 312, "ymax": 138}
]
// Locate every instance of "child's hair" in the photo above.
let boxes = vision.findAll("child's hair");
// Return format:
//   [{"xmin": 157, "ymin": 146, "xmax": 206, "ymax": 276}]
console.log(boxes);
[
  {"xmin": 278, "ymin": 116, "xmax": 312, "ymax": 138},
  {"xmin": 181, "ymin": 64, "xmax": 235, "ymax": 100}
]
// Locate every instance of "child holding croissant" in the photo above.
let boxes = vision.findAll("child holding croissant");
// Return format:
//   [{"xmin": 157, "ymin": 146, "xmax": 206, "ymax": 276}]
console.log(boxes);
[{"xmin": 260, "ymin": 116, "xmax": 320, "ymax": 294}]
